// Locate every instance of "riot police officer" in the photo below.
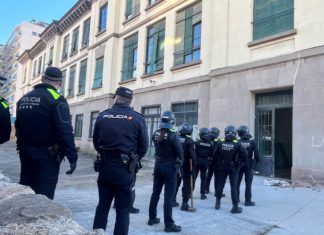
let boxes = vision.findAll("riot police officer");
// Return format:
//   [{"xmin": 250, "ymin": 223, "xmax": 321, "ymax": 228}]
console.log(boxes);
[
  {"xmin": 213, "ymin": 126, "xmax": 247, "ymax": 213},
  {"xmin": 237, "ymin": 125, "xmax": 260, "ymax": 206},
  {"xmin": 0, "ymin": 76, "xmax": 11, "ymax": 144},
  {"xmin": 179, "ymin": 123, "xmax": 196, "ymax": 211},
  {"xmin": 148, "ymin": 111, "xmax": 183, "ymax": 233},
  {"xmin": 92, "ymin": 86, "xmax": 148, "ymax": 235},
  {"xmin": 15, "ymin": 67, "xmax": 78, "ymax": 200},
  {"xmin": 206, "ymin": 127, "xmax": 220, "ymax": 194},
  {"xmin": 194, "ymin": 128, "xmax": 213, "ymax": 200}
]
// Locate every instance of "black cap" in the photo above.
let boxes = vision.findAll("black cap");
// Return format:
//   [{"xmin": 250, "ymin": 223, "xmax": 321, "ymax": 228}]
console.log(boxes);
[
  {"xmin": 114, "ymin": 86, "xmax": 133, "ymax": 99},
  {"xmin": 43, "ymin": 67, "xmax": 63, "ymax": 81}
]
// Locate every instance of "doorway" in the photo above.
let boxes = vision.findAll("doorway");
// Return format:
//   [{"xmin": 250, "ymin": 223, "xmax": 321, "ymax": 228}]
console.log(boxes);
[{"xmin": 255, "ymin": 91, "xmax": 293, "ymax": 179}]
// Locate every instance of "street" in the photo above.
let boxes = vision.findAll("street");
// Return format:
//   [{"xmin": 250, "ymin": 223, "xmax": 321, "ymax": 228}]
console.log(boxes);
[{"xmin": 1, "ymin": 141, "xmax": 324, "ymax": 235}]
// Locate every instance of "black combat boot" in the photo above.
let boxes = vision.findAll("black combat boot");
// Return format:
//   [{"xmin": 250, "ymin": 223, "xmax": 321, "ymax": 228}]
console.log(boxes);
[
  {"xmin": 147, "ymin": 217, "xmax": 160, "ymax": 226},
  {"xmin": 165, "ymin": 223, "xmax": 182, "ymax": 233},
  {"xmin": 172, "ymin": 201, "xmax": 179, "ymax": 207},
  {"xmin": 215, "ymin": 199, "xmax": 221, "ymax": 210},
  {"xmin": 244, "ymin": 201, "xmax": 256, "ymax": 206},
  {"xmin": 181, "ymin": 203, "xmax": 189, "ymax": 211},
  {"xmin": 200, "ymin": 194, "xmax": 207, "ymax": 200},
  {"xmin": 129, "ymin": 207, "xmax": 140, "ymax": 213},
  {"xmin": 230, "ymin": 204, "xmax": 242, "ymax": 214}
]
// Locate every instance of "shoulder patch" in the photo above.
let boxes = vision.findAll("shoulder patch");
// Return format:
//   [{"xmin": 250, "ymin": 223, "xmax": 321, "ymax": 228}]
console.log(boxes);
[
  {"xmin": 47, "ymin": 88, "xmax": 61, "ymax": 100},
  {"xmin": 233, "ymin": 139, "xmax": 238, "ymax": 143},
  {"xmin": 1, "ymin": 101, "xmax": 9, "ymax": 109}
]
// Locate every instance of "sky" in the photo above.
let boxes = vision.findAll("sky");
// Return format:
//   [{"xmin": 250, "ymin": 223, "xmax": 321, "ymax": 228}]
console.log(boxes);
[{"xmin": 0, "ymin": 0, "xmax": 77, "ymax": 44}]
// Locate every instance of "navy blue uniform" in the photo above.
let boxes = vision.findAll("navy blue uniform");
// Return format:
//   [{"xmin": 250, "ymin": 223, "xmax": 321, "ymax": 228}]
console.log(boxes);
[
  {"xmin": 0, "ymin": 96, "xmax": 11, "ymax": 144},
  {"xmin": 149, "ymin": 128, "xmax": 183, "ymax": 228},
  {"xmin": 92, "ymin": 103, "xmax": 148, "ymax": 234},
  {"xmin": 194, "ymin": 139, "xmax": 213, "ymax": 197},
  {"xmin": 179, "ymin": 134, "xmax": 196, "ymax": 206},
  {"xmin": 206, "ymin": 138, "xmax": 221, "ymax": 194},
  {"xmin": 15, "ymin": 83, "xmax": 78, "ymax": 199},
  {"xmin": 237, "ymin": 134, "xmax": 259, "ymax": 203},
  {"xmin": 213, "ymin": 136, "xmax": 247, "ymax": 204}
]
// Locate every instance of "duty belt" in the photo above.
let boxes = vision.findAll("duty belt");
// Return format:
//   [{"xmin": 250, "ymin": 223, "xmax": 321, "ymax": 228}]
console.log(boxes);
[{"xmin": 101, "ymin": 152, "xmax": 130, "ymax": 164}]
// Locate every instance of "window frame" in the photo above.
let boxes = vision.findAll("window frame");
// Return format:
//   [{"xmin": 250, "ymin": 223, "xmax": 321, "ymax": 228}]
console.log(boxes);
[
  {"xmin": 121, "ymin": 33, "xmax": 138, "ymax": 82},
  {"xmin": 74, "ymin": 114, "xmax": 83, "ymax": 138},
  {"xmin": 98, "ymin": 3, "xmax": 108, "ymax": 33},
  {"xmin": 82, "ymin": 18, "xmax": 91, "ymax": 48},
  {"xmin": 71, "ymin": 27, "xmax": 79, "ymax": 55},
  {"xmin": 92, "ymin": 57, "xmax": 104, "ymax": 89},
  {"xmin": 67, "ymin": 65, "xmax": 76, "ymax": 98},
  {"xmin": 89, "ymin": 111, "xmax": 100, "ymax": 138},
  {"xmin": 78, "ymin": 59, "xmax": 87, "ymax": 95}
]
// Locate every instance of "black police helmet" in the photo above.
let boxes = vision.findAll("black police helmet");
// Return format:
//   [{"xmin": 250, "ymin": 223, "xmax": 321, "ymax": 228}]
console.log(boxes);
[
  {"xmin": 179, "ymin": 123, "xmax": 193, "ymax": 135},
  {"xmin": 210, "ymin": 127, "xmax": 220, "ymax": 139},
  {"xmin": 224, "ymin": 125, "xmax": 237, "ymax": 138},
  {"xmin": 199, "ymin": 127, "xmax": 210, "ymax": 141},
  {"xmin": 237, "ymin": 125, "xmax": 250, "ymax": 138},
  {"xmin": 160, "ymin": 111, "xmax": 175, "ymax": 129}
]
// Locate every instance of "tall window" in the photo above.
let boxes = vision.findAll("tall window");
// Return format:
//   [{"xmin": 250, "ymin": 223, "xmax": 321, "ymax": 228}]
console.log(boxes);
[
  {"xmin": 33, "ymin": 61, "xmax": 37, "ymax": 77},
  {"xmin": 62, "ymin": 35, "xmax": 69, "ymax": 60},
  {"xmin": 48, "ymin": 47, "xmax": 54, "ymax": 65},
  {"xmin": 37, "ymin": 56, "xmax": 42, "ymax": 75},
  {"xmin": 89, "ymin": 111, "xmax": 99, "ymax": 138},
  {"xmin": 146, "ymin": 20, "xmax": 165, "ymax": 75},
  {"xmin": 71, "ymin": 27, "xmax": 79, "ymax": 54},
  {"xmin": 78, "ymin": 59, "xmax": 87, "ymax": 95},
  {"xmin": 253, "ymin": 0, "xmax": 294, "ymax": 40},
  {"xmin": 98, "ymin": 4, "xmax": 108, "ymax": 32},
  {"xmin": 172, "ymin": 101, "xmax": 198, "ymax": 126},
  {"xmin": 125, "ymin": 0, "xmax": 140, "ymax": 20},
  {"xmin": 121, "ymin": 33, "xmax": 138, "ymax": 81},
  {"xmin": 93, "ymin": 57, "xmax": 104, "ymax": 89},
  {"xmin": 68, "ymin": 65, "xmax": 76, "ymax": 97},
  {"xmin": 74, "ymin": 114, "xmax": 83, "ymax": 138},
  {"xmin": 82, "ymin": 18, "xmax": 91, "ymax": 47},
  {"xmin": 174, "ymin": 1, "xmax": 202, "ymax": 66},
  {"xmin": 59, "ymin": 70, "xmax": 67, "ymax": 96}
]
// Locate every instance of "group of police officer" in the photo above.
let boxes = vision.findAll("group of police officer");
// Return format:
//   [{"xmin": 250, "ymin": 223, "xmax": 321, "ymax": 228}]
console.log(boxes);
[{"xmin": 0, "ymin": 67, "xmax": 260, "ymax": 234}]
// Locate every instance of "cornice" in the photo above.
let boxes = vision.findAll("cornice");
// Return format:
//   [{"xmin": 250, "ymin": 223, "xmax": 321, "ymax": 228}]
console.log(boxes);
[{"xmin": 58, "ymin": 0, "xmax": 92, "ymax": 33}]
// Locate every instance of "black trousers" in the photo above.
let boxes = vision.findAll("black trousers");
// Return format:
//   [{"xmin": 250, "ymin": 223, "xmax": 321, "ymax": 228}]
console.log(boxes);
[
  {"xmin": 93, "ymin": 161, "xmax": 133, "ymax": 235},
  {"xmin": 149, "ymin": 161, "xmax": 177, "ymax": 227},
  {"xmin": 237, "ymin": 165, "xmax": 254, "ymax": 202},
  {"xmin": 19, "ymin": 146, "xmax": 60, "ymax": 200},
  {"xmin": 216, "ymin": 168, "xmax": 239, "ymax": 204},
  {"xmin": 130, "ymin": 173, "xmax": 136, "ymax": 207},
  {"xmin": 206, "ymin": 163, "xmax": 215, "ymax": 193},
  {"xmin": 181, "ymin": 169, "xmax": 192, "ymax": 203},
  {"xmin": 194, "ymin": 158, "xmax": 208, "ymax": 194},
  {"xmin": 173, "ymin": 169, "xmax": 182, "ymax": 202}
]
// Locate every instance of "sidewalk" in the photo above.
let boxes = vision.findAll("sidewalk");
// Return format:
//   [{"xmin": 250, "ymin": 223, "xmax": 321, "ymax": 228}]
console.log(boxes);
[{"xmin": 1, "ymin": 141, "xmax": 323, "ymax": 235}]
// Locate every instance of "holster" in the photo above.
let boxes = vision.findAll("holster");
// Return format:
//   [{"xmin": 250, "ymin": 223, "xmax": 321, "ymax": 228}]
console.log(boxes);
[
  {"xmin": 48, "ymin": 145, "xmax": 64, "ymax": 163},
  {"xmin": 128, "ymin": 152, "xmax": 139, "ymax": 174},
  {"xmin": 93, "ymin": 153, "xmax": 102, "ymax": 172}
]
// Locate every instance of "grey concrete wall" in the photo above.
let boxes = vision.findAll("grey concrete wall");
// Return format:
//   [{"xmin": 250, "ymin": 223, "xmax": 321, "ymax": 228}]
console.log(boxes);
[
  {"xmin": 133, "ymin": 78, "xmax": 211, "ymax": 128},
  {"xmin": 293, "ymin": 53, "xmax": 324, "ymax": 184}
]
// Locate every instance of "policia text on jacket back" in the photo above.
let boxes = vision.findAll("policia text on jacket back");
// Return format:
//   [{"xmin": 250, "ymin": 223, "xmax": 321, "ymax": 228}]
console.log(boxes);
[
  {"xmin": 92, "ymin": 86, "xmax": 148, "ymax": 235},
  {"xmin": 15, "ymin": 67, "xmax": 78, "ymax": 200},
  {"xmin": 0, "ymin": 76, "xmax": 11, "ymax": 144}
]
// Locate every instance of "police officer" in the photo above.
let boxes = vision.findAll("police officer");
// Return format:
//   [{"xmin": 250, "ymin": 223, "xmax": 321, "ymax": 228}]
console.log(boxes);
[
  {"xmin": 148, "ymin": 111, "xmax": 183, "ymax": 233},
  {"xmin": 92, "ymin": 86, "xmax": 148, "ymax": 235},
  {"xmin": 206, "ymin": 127, "xmax": 220, "ymax": 194},
  {"xmin": 194, "ymin": 128, "xmax": 213, "ymax": 200},
  {"xmin": 0, "ymin": 76, "xmax": 11, "ymax": 144},
  {"xmin": 178, "ymin": 123, "xmax": 196, "ymax": 211},
  {"xmin": 237, "ymin": 125, "xmax": 260, "ymax": 206},
  {"xmin": 213, "ymin": 126, "xmax": 247, "ymax": 213},
  {"xmin": 15, "ymin": 67, "xmax": 78, "ymax": 200}
]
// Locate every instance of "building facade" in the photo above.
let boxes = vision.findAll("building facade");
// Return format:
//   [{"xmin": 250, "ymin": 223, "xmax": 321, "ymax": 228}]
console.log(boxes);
[
  {"xmin": 0, "ymin": 20, "xmax": 47, "ymax": 119},
  {"xmin": 17, "ymin": 0, "xmax": 324, "ymax": 184}
]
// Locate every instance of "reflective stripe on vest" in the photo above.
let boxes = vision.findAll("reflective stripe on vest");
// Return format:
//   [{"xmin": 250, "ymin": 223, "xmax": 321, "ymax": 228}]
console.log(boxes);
[
  {"xmin": 47, "ymin": 88, "xmax": 61, "ymax": 100},
  {"xmin": 1, "ymin": 101, "xmax": 9, "ymax": 109}
]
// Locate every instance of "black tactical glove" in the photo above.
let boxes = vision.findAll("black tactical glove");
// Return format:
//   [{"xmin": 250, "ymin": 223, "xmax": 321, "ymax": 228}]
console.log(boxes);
[{"xmin": 66, "ymin": 162, "xmax": 77, "ymax": 175}]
